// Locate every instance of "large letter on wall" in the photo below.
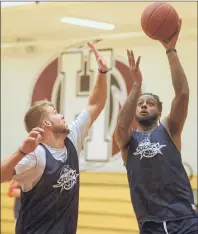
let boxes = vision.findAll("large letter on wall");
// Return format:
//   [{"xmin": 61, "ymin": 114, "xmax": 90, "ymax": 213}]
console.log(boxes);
[{"xmin": 60, "ymin": 49, "xmax": 112, "ymax": 162}]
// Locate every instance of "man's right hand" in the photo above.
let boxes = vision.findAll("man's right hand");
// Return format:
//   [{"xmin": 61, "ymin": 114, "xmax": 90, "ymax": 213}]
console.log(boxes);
[
  {"xmin": 160, "ymin": 18, "xmax": 182, "ymax": 50},
  {"xmin": 1, "ymin": 127, "xmax": 44, "ymax": 183},
  {"xmin": 127, "ymin": 49, "xmax": 142, "ymax": 85},
  {"xmin": 20, "ymin": 127, "xmax": 44, "ymax": 155}
]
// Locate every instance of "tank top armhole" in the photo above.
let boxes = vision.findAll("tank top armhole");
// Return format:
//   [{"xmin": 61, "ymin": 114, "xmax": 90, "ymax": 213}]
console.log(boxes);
[{"xmin": 160, "ymin": 117, "xmax": 181, "ymax": 153}]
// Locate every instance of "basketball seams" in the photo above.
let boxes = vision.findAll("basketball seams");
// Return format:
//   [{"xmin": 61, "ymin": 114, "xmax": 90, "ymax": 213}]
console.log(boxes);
[
  {"xmin": 145, "ymin": 2, "xmax": 165, "ymax": 33},
  {"xmin": 152, "ymin": 4, "xmax": 172, "ymax": 38}
]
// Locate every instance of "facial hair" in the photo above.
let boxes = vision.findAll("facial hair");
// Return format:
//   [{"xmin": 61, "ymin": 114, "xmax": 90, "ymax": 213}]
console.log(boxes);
[
  {"xmin": 135, "ymin": 113, "xmax": 158, "ymax": 127},
  {"xmin": 51, "ymin": 123, "xmax": 70, "ymax": 135}
]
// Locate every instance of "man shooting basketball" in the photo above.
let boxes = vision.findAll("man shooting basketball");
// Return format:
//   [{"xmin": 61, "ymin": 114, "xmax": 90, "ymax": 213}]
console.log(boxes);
[
  {"xmin": 115, "ymin": 19, "xmax": 197, "ymax": 233},
  {"xmin": 1, "ymin": 42, "xmax": 108, "ymax": 234}
]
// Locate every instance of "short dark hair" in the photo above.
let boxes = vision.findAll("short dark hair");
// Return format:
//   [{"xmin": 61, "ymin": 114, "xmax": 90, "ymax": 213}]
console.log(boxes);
[{"xmin": 141, "ymin": 93, "xmax": 163, "ymax": 112}]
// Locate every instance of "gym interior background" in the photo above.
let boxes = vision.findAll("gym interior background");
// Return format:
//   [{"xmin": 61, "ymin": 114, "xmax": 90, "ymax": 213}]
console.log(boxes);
[{"xmin": 1, "ymin": 2, "xmax": 197, "ymax": 234}]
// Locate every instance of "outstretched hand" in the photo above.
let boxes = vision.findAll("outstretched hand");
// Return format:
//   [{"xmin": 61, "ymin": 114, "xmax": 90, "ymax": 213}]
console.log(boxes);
[
  {"xmin": 87, "ymin": 41, "xmax": 108, "ymax": 73},
  {"xmin": 160, "ymin": 18, "xmax": 182, "ymax": 49},
  {"xmin": 127, "ymin": 49, "xmax": 142, "ymax": 84},
  {"xmin": 20, "ymin": 127, "xmax": 44, "ymax": 155}
]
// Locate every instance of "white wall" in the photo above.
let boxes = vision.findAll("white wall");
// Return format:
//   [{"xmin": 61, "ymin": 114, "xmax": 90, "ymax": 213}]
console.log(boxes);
[
  {"xmin": 1, "ymin": 38, "xmax": 197, "ymax": 174},
  {"xmin": 1, "ymin": 53, "xmax": 54, "ymax": 156}
]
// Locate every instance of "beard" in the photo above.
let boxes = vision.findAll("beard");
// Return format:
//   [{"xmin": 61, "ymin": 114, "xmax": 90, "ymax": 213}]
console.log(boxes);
[
  {"xmin": 51, "ymin": 123, "xmax": 70, "ymax": 135},
  {"xmin": 135, "ymin": 113, "xmax": 158, "ymax": 127}
]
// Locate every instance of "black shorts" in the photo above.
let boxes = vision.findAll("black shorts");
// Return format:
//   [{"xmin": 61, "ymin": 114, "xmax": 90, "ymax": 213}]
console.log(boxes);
[{"xmin": 140, "ymin": 217, "xmax": 198, "ymax": 234}]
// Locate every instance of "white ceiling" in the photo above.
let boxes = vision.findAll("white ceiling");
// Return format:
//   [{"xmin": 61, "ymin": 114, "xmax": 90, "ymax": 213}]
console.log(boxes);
[{"xmin": 1, "ymin": 1, "xmax": 197, "ymax": 54}]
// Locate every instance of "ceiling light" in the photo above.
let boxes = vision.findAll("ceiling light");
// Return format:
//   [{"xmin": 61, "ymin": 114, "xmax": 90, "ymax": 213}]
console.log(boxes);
[
  {"xmin": 61, "ymin": 17, "xmax": 115, "ymax": 31},
  {"xmin": 1, "ymin": 2, "xmax": 35, "ymax": 8},
  {"xmin": 102, "ymin": 32, "xmax": 145, "ymax": 39}
]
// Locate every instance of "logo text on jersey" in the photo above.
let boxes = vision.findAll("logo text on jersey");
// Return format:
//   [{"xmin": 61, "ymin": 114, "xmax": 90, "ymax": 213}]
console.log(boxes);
[
  {"xmin": 133, "ymin": 137, "xmax": 166, "ymax": 160},
  {"xmin": 53, "ymin": 165, "xmax": 79, "ymax": 192}
]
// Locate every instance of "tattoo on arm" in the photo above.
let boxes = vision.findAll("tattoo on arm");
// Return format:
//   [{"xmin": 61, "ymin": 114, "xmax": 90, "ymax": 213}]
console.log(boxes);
[
  {"xmin": 115, "ymin": 49, "xmax": 142, "ymax": 163},
  {"xmin": 115, "ymin": 82, "xmax": 141, "ymax": 150}
]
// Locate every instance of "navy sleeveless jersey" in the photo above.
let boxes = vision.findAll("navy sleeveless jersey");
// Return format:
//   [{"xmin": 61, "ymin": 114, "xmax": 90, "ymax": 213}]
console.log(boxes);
[
  {"xmin": 126, "ymin": 124, "xmax": 197, "ymax": 225},
  {"xmin": 16, "ymin": 137, "xmax": 79, "ymax": 234}
]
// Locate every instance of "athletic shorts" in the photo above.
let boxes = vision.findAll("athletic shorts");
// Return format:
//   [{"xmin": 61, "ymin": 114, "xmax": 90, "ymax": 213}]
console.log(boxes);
[{"xmin": 140, "ymin": 217, "xmax": 198, "ymax": 234}]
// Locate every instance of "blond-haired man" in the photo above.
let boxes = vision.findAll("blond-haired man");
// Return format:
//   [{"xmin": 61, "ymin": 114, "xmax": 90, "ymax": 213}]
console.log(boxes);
[{"xmin": 1, "ymin": 42, "xmax": 108, "ymax": 234}]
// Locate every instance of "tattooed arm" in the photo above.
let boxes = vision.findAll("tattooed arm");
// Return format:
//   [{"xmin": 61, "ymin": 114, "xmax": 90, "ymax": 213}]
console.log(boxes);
[{"xmin": 115, "ymin": 50, "xmax": 142, "ymax": 164}]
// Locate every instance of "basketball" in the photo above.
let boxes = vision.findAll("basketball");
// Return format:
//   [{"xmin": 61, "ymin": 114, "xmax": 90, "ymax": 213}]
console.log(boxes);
[{"xmin": 141, "ymin": 2, "xmax": 179, "ymax": 41}]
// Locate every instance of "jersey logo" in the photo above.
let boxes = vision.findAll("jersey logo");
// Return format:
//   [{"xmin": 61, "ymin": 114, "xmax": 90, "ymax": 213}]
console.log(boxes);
[
  {"xmin": 133, "ymin": 137, "xmax": 166, "ymax": 160},
  {"xmin": 191, "ymin": 204, "xmax": 196, "ymax": 211},
  {"xmin": 53, "ymin": 165, "xmax": 79, "ymax": 192}
]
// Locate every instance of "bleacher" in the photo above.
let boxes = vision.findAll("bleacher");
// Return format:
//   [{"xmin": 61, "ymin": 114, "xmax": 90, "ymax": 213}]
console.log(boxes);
[{"xmin": 1, "ymin": 172, "xmax": 197, "ymax": 234}]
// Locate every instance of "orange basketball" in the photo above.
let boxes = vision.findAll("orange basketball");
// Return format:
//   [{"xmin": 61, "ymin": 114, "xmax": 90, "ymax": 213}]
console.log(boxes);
[{"xmin": 141, "ymin": 2, "xmax": 179, "ymax": 41}]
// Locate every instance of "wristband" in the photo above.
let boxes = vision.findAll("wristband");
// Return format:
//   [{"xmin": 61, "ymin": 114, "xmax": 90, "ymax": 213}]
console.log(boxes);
[
  {"xmin": 166, "ymin": 48, "xmax": 177, "ymax": 54},
  {"xmin": 98, "ymin": 68, "xmax": 108, "ymax": 74},
  {"xmin": 19, "ymin": 148, "xmax": 27, "ymax": 156}
]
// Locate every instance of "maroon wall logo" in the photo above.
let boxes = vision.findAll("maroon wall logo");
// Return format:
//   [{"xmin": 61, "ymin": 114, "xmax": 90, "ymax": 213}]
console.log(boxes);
[{"xmin": 31, "ymin": 50, "xmax": 139, "ymax": 157}]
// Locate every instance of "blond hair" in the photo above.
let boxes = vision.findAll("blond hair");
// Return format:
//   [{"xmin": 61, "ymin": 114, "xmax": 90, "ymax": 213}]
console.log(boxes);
[{"xmin": 24, "ymin": 100, "xmax": 54, "ymax": 132}]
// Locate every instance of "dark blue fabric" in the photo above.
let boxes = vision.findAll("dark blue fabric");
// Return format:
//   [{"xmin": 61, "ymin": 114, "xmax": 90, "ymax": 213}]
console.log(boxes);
[
  {"xmin": 14, "ymin": 198, "xmax": 21, "ymax": 219},
  {"xmin": 126, "ymin": 124, "xmax": 197, "ymax": 225},
  {"xmin": 16, "ymin": 137, "xmax": 79, "ymax": 234},
  {"xmin": 140, "ymin": 217, "xmax": 198, "ymax": 234}
]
